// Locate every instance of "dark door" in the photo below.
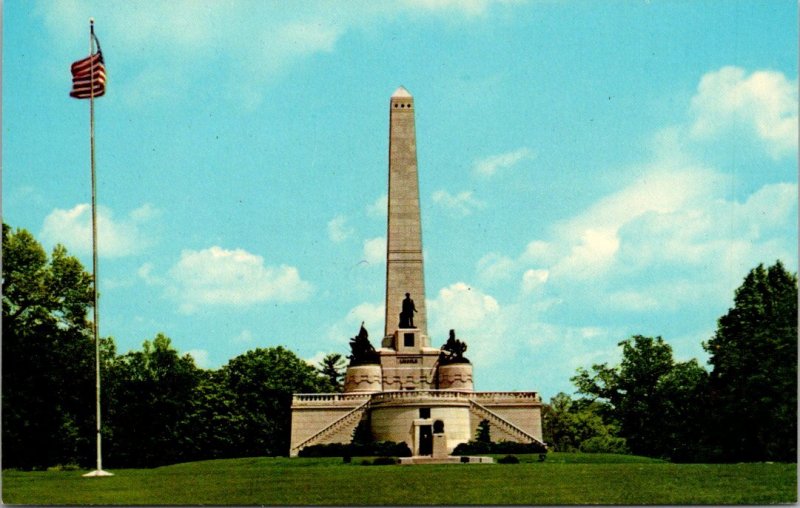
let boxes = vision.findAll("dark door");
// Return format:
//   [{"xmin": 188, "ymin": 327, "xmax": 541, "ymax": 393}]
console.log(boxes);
[{"xmin": 419, "ymin": 425, "xmax": 433, "ymax": 456}]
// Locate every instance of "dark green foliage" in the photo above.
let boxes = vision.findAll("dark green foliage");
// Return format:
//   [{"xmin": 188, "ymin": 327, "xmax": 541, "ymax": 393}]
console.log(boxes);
[
  {"xmin": 475, "ymin": 419, "xmax": 491, "ymax": 444},
  {"xmin": 347, "ymin": 323, "xmax": 379, "ymax": 366},
  {"xmin": 452, "ymin": 440, "xmax": 546, "ymax": 455},
  {"xmin": 2, "ymin": 223, "xmax": 338, "ymax": 468},
  {"xmin": 571, "ymin": 335, "xmax": 708, "ymax": 460},
  {"xmin": 220, "ymin": 346, "xmax": 331, "ymax": 457},
  {"xmin": 298, "ymin": 441, "xmax": 411, "ymax": 458},
  {"xmin": 371, "ymin": 440, "xmax": 412, "ymax": 457},
  {"xmin": 703, "ymin": 261, "xmax": 797, "ymax": 462},
  {"xmin": 298, "ymin": 443, "xmax": 352, "ymax": 457},
  {"xmin": 452, "ymin": 440, "xmax": 490, "ymax": 455},
  {"xmin": 542, "ymin": 392, "xmax": 625, "ymax": 453},
  {"xmin": 497, "ymin": 455, "xmax": 519, "ymax": 464},
  {"xmin": 579, "ymin": 435, "xmax": 629, "ymax": 454},
  {"xmin": 351, "ymin": 417, "xmax": 372, "ymax": 447},
  {"xmin": 103, "ymin": 334, "xmax": 203, "ymax": 468},
  {"xmin": 2, "ymin": 225, "xmax": 96, "ymax": 469},
  {"xmin": 104, "ymin": 343, "xmax": 331, "ymax": 466},
  {"xmin": 317, "ymin": 353, "xmax": 346, "ymax": 391}
]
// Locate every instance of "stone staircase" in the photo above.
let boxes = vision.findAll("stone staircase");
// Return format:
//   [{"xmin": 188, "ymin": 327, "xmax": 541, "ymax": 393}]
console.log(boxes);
[
  {"xmin": 468, "ymin": 399, "xmax": 547, "ymax": 448},
  {"xmin": 290, "ymin": 400, "xmax": 370, "ymax": 456}
]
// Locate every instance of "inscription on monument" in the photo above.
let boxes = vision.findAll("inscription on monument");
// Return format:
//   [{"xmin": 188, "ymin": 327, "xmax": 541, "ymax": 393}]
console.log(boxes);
[{"xmin": 399, "ymin": 357, "xmax": 420, "ymax": 364}]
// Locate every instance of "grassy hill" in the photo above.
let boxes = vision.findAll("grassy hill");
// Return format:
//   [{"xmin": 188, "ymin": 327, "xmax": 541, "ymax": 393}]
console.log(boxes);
[{"xmin": 3, "ymin": 453, "xmax": 796, "ymax": 505}]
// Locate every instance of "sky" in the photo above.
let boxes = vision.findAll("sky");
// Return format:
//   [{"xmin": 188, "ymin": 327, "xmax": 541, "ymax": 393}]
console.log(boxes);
[{"xmin": 3, "ymin": 0, "xmax": 797, "ymax": 399}]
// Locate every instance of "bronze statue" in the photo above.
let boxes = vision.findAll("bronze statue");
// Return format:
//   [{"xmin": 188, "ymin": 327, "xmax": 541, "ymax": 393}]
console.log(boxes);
[
  {"xmin": 348, "ymin": 322, "xmax": 380, "ymax": 366},
  {"xmin": 440, "ymin": 329, "xmax": 469, "ymax": 364},
  {"xmin": 399, "ymin": 292, "xmax": 417, "ymax": 328}
]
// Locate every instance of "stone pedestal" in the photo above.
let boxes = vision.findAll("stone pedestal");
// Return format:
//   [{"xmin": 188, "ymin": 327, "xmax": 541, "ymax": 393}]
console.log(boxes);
[
  {"xmin": 432, "ymin": 433, "xmax": 448, "ymax": 459},
  {"xmin": 344, "ymin": 364, "xmax": 383, "ymax": 393},
  {"xmin": 438, "ymin": 363, "xmax": 474, "ymax": 391}
]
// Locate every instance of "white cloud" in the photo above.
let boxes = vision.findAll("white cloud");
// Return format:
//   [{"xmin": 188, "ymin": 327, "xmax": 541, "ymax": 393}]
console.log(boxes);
[
  {"xmin": 137, "ymin": 262, "xmax": 163, "ymax": 286},
  {"xmin": 327, "ymin": 215, "xmax": 354, "ymax": 243},
  {"xmin": 521, "ymin": 269, "xmax": 549, "ymax": 293},
  {"xmin": 427, "ymin": 282, "xmax": 509, "ymax": 365},
  {"xmin": 304, "ymin": 350, "xmax": 329, "ymax": 368},
  {"xmin": 326, "ymin": 301, "xmax": 385, "ymax": 344},
  {"xmin": 541, "ymin": 166, "xmax": 720, "ymax": 281},
  {"xmin": 476, "ymin": 253, "xmax": 516, "ymax": 283},
  {"xmin": 400, "ymin": 0, "xmax": 522, "ymax": 17},
  {"xmin": 167, "ymin": 246, "xmax": 312, "ymax": 313},
  {"xmin": 432, "ymin": 190, "xmax": 486, "ymax": 217},
  {"xmin": 275, "ymin": 21, "xmax": 342, "ymax": 57},
  {"xmin": 690, "ymin": 66, "xmax": 798, "ymax": 158},
  {"xmin": 366, "ymin": 194, "xmax": 388, "ymax": 218},
  {"xmin": 473, "ymin": 147, "xmax": 534, "ymax": 178},
  {"xmin": 552, "ymin": 228, "xmax": 620, "ymax": 280},
  {"xmin": 186, "ymin": 349, "xmax": 210, "ymax": 368},
  {"xmin": 489, "ymin": 160, "xmax": 795, "ymax": 315},
  {"xmin": 232, "ymin": 329, "xmax": 254, "ymax": 344},
  {"xmin": 363, "ymin": 236, "xmax": 386, "ymax": 265},
  {"xmin": 41, "ymin": 203, "xmax": 157, "ymax": 258},
  {"xmin": 37, "ymin": 2, "xmax": 524, "ymax": 110}
]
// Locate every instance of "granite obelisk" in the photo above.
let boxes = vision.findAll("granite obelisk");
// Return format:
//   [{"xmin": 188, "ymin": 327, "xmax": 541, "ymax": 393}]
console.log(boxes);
[{"xmin": 384, "ymin": 86, "xmax": 428, "ymax": 345}]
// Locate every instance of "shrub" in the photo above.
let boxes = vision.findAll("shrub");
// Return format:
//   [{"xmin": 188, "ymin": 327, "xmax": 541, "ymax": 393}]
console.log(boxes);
[
  {"xmin": 492, "ymin": 441, "xmax": 547, "ymax": 454},
  {"xmin": 372, "ymin": 457, "xmax": 398, "ymax": 465},
  {"xmin": 453, "ymin": 440, "xmax": 547, "ymax": 455},
  {"xmin": 298, "ymin": 440, "xmax": 411, "ymax": 458},
  {"xmin": 579, "ymin": 436, "xmax": 629, "ymax": 454},
  {"xmin": 497, "ymin": 455, "xmax": 519, "ymax": 464},
  {"xmin": 298, "ymin": 443, "xmax": 352, "ymax": 458},
  {"xmin": 372, "ymin": 440, "xmax": 412, "ymax": 457},
  {"xmin": 45, "ymin": 464, "xmax": 81, "ymax": 472},
  {"xmin": 452, "ymin": 440, "xmax": 491, "ymax": 455}
]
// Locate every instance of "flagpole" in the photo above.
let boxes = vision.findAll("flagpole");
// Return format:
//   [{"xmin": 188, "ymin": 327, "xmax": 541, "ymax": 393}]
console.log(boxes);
[{"xmin": 83, "ymin": 17, "xmax": 112, "ymax": 478}]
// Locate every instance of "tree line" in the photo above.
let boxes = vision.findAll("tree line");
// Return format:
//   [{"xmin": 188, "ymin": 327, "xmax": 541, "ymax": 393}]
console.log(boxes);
[
  {"xmin": 543, "ymin": 260, "xmax": 797, "ymax": 463},
  {"xmin": 2, "ymin": 224, "xmax": 334, "ymax": 469},
  {"xmin": 2, "ymin": 223, "xmax": 796, "ymax": 468}
]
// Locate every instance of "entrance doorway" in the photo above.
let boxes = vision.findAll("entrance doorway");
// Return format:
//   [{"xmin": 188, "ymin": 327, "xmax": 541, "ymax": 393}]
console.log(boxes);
[{"xmin": 419, "ymin": 425, "xmax": 433, "ymax": 455}]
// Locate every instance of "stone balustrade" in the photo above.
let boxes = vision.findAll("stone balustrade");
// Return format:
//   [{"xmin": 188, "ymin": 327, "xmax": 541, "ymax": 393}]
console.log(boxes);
[
  {"xmin": 292, "ymin": 393, "xmax": 372, "ymax": 406},
  {"xmin": 292, "ymin": 390, "xmax": 541, "ymax": 408},
  {"xmin": 471, "ymin": 391, "xmax": 541, "ymax": 403}
]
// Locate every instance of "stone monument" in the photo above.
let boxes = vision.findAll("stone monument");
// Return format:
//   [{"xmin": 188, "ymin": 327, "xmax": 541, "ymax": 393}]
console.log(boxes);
[{"xmin": 290, "ymin": 87, "xmax": 545, "ymax": 459}]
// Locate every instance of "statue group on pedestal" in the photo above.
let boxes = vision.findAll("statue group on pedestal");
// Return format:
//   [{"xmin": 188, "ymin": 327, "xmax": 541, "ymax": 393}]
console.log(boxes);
[
  {"xmin": 440, "ymin": 329, "xmax": 469, "ymax": 364},
  {"xmin": 348, "ymin": 322, "xmax": 380, "ymax": 366}
]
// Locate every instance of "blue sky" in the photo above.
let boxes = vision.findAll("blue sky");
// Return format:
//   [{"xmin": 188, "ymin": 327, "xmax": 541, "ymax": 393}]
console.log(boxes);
[{"xmin": 4, "ymin": 0, "xmax": 797, "ymax": 398}]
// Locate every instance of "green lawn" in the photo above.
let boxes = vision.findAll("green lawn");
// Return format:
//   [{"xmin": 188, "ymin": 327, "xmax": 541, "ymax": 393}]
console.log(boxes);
[{"xmin": 3, "ymin": 453, "xmax": 796, "ymax": 505}]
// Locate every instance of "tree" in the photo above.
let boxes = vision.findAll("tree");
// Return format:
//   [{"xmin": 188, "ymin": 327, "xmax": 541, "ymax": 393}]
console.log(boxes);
[
  {"xmin": 318, "ymin": 353, "xmax": 346, "ymax": 391},
  {"xmin": 476, "ymin": 419, "xmax": 491, "ymax": 444},
  {"xmin": 655, "ymin": 359, "xmax": 709, "ymax": 461},
  {"xmin": 703, "ymin": 261, "xmax": 797, "ymax": 462},
  {"xmin": 2, "ymin": 224, "xmax": 97, "ymax": 469},
  {"xmin": 104, "ymin": 334, "xmax": 203, "ymax": 468},
  {"xmin": 221, "ymin": 346, "xmax": 330, "ymax": 456},
  {"xmin": 542, "ymin": 392, "xmax": 625, "ymax": 453},
  {"xmin": 572, "ymin": 335, "xmax": 707, "ymax": 459}
]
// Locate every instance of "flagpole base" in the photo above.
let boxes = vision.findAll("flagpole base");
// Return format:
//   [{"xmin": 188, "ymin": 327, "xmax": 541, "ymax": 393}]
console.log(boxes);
[{"xmin": 82, "ymin": 469, "xmax": 114, "ymax": 477}]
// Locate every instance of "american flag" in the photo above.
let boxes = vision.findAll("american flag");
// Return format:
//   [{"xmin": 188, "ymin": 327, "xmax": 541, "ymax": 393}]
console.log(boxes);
[{"xmin": 70, "ymin": 33, "xmax": 106, "ymax": 99}]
